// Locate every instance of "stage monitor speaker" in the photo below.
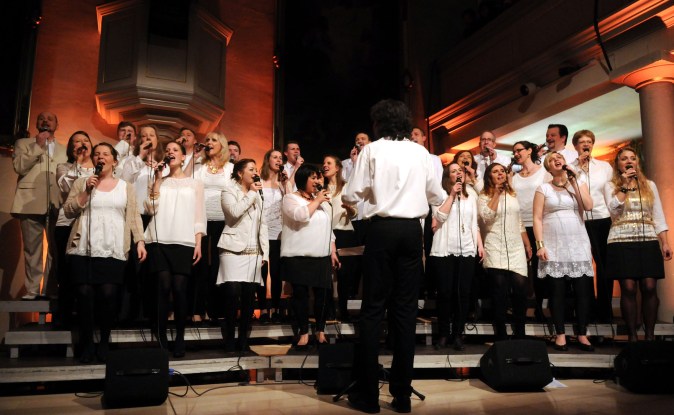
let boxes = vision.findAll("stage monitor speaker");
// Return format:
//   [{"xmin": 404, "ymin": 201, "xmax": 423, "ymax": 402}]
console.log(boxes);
[
  {"xmin": 480, "ymin": 339, "xmax": 552, "ymax": 392},
  {"xmin": 615, "ymin": 341, "xmax": 674, "ymax": 394},
  {"xmin": 316, "ymin": 342, "xmax": 354, "ymax": 395},
  {"xmin": 103, "ymin": 348, "xmax": 169, "ymax": 409}
]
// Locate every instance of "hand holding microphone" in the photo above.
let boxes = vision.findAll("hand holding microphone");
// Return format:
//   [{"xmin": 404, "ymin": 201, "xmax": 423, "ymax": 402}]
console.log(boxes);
[
  {"xmin": 86, "ymin": 163, "xmax": 103, "ymax": 193},
  {"xmin": 451, "ymin": 176, "xmax": 463, "ymax": 197},
  {"xmin": 155, "ymin": 155, "xmax": 174, "ymax": 173},
  {"xmin": 252, "ymin": 174, "xmax": 264, "ymax": 201},
  {"xmin": 314, "ymin": 183, "xmax": 330, "ymax": 204},
  {"xmin": 562, "ymin": 164, "xmax": 576, "ymax": 180}
]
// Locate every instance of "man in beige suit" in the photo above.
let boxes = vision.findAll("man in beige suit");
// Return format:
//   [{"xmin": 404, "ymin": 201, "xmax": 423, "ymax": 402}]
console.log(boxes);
[{"xmin": 11, "ymin": 111, "xmax": 68, "ymax": 300}]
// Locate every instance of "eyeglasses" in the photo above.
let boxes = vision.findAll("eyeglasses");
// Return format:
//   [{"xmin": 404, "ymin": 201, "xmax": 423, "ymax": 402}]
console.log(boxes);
[{"xmin": 512, "ymin": 148, "xmax": 525, "ymax": 154}]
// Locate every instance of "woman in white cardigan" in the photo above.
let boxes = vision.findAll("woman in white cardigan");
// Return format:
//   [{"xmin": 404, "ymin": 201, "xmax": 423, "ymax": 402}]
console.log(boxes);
[
  {"xmin": 217, "ymin": 159, "xmax": 268, "ymax": 352},
  {"xmin": 430, "ymin": 162, "xmax": 483, "ymax": 351}
]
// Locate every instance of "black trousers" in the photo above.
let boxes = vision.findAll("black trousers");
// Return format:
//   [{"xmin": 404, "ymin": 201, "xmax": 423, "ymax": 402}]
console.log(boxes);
[
  {"xmin": 585, "ymin": 217, "xmax": 612, "ymax": 322},
  {"xmin": 430, "ymin": 255, "xmax": 475, "ymax": 338},
  {"xmin": 334, "ymin": 229, "xmax": 359, "ymax": 318},
  {"xmin": 54, "ymin": 225, "xmax": 73, "ymax": 326},
  {"xmin": 194, "ymin": 220, "xmax": 225, "ymax": 319},
  {"xmin": 548, "ymin": 276, "xmax": 593, "ymax": 335},
  {"xmin": 488, "ymin": 268, "xmax": 528, "ymax": 340},
  {"xmin": 356, "ymin": 218, "xmax": 422, "ymax": 404},
  {"xmin": 291, "ymin": 284, "xmax": 328, "ymax": 334}
]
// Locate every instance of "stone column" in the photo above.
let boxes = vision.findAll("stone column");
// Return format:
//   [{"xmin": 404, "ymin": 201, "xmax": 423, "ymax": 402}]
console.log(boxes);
[{"xmin": 638, "ymin": 80, "xmax": 674, "ymax": 323}]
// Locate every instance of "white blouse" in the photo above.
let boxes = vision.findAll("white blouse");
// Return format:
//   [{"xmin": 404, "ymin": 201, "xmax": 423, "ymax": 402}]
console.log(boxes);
[
  {"xmin": 194, "ymin": 163, "xmax": 234, "ymax": 221},
  {"xmin": 512, "ymin": 166, "xmax": 552, "ymax": 227},
  {"xmin": 478, "ymin": 193, "xmax": 528, "ymax": 277},
  {"xmin": 280, "ymin": 193, "xmax": 335, "ymax": 258},
  {"xmin": 328, "ymin": 185, "xmax": 355, "ymax": 231},
  {"xmin": 262, "ymin": 186, "xmax": 283, "ymax": 240},
  {"xmin": 121, "ymin": 155, "xmax": 169, "ymax": 214},
  {"xmin": 430, "ymin": 192, "xmax": 479, "ymax": 257},
  {"xmin": 66, "ymin": 180, "xmax": 129, "ymax": 261},
  {"xmin": 144, "ymin": 177, "xmax": 207, "ymax": 247},
  {"xmin": 56, "ymin": 162, "xmax": 95, "ymax": 227}
]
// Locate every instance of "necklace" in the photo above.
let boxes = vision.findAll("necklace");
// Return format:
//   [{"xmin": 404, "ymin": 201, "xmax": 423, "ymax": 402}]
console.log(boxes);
[
  {"xmin": 207, "ymin": 161, "xmax": 220, "ymax": 174},
  {"xmin": 551, "ymin": 180, "xmax": 568, "ymax": 189},
  {"xmin": 297, "ymin": 191, "xmax": 313, "ymax": 202}
]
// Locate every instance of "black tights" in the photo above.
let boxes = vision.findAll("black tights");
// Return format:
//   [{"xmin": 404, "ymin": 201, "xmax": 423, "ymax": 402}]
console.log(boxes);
[
  {"xmin": 292, "ymin": 284, "xmax": 327, "ymax": 334},
  {"xmin": 489, "ymin": 268, "xmax": 528, "ymax": 340},
  {"xmin": 76, "ymin": 283, "xmax": 118, "ymax": 350},
  {"xmin": 221, "ymin": 281, "xmax": 257, "ymax": 350},
  {"xmin": 548, "ymin": 276, "xmax": 593, "ymax": 335},
  {"xmin": 156, "ymin": 271, "xmax": 188, "ymax": 349},
  {"xmin": 620, "ymin": 278, "xmax": 659, "ymax": 341}
]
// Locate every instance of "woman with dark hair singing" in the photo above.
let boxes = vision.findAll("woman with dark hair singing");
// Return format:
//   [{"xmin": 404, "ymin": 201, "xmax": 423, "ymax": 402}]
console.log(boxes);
[
  {"xmin": 281, "ymin": 164, "xmax": 340, "ymax": 348},
  {"xmin": 604, "ymin": 147, "xmax": 671, "ymax": 342},
  {"xmin": 479, "ymin": 163, "xmax": 532, "ymax": 340},
  {"xmin": 430, "ymin": 162, "xmax": 483, "ymax": 350},
  {"xmin": 64, "ymin": 143, "xmax": 146, "ymax": 363},
  {"xmin": 217, "ymin": 158, "xmax": 268, "ymax": 352},
  {"xmin": 145, "ymin": 141, "xmax": 206, "ymax": 358}
]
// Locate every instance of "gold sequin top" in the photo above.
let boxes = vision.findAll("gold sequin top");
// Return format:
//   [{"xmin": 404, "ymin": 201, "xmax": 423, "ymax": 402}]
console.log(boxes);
[{"xmin": 604, "ymin": 181, "xmax": 668, "ymax": 244}]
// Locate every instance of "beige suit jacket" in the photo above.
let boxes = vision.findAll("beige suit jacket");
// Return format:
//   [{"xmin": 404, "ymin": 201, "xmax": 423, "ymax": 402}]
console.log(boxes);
[{"xmin": 11, "ymin": 137, "xmax": 68, "ymax": 215}]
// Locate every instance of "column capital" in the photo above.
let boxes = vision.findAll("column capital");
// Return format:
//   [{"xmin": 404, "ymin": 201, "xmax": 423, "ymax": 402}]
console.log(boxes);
[{"xmin": 611, "ymin": 53, "xmax": 674, "ymax": 90}]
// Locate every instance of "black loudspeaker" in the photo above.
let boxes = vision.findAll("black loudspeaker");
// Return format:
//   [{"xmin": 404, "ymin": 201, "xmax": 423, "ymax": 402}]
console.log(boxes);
[
  {"xmin": 316, "ymin": 342, "xmax": 355, "ymax": 395},
  {"xmin": 615, "ymin": 341, "xmax": 674, "ymax": 394},
  {"xmin": 480, "ymin": 339, "xmax": 552, "ymax": 391},
  {"xmin": 103, "ymin": 348, "xmax": 169, "ymax": 408}
]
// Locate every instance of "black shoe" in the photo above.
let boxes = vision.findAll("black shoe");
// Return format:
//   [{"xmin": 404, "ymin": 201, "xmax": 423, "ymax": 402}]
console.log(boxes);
[
  {"xmin": 270, "ymin": 312, "xmax": 281, "ymax": 324},
  {"xmin": 577, "ymin": 342, "xmax": 594, "ymax": 352},
  {"xmin": 434, "ymin": 336, "xmax": 448, "ymax": 350},
  {"xmin": 552, "ymin": 343, "xmax": 568, "ymax": 352},
  {"xmin": 453, "ymin": 337, "xmax": 465, "ymax": 351},
  {"xmin": 390, "ymin": 396, "xmax": 411, "ymax": 413},
  {"xmin": 347, "ymin": 394, "xmax": 380, "ymax": 414},
  {"xmin": 259, "ymin": 313, "xmax": 271, "ymax": 324}
]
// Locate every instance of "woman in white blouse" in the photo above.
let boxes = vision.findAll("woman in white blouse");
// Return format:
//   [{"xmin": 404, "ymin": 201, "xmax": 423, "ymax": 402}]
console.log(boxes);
[
  {"xmin": 322, "ymin": 155, "xmax": 358, "ymax": 322},
  {"xmin": 259, "ymin": 149, "xmax": 286, "ymax": 323},
  {"xmin": 63, "ymin": 143, "xmax": 146, "ymax": 363},
  {"xmin": 430, "ymin": 162, "xmax": 484, "ymax": 351},
  {"xmin": 533, "ymin": 152, "xmax": 595, "ymax": 352},
  {"xmin": 145, "ymin": 141, "xmax": 206, "ymax": 358},
  {"xmin": 120, "ymin": 124, "xmax": 166, "ymax": 217},
  {"xmin": 193, "ymin": 132, "xmax": 233, "ymax": 324},
  {"xmin": 479, "ymin": 163, "xmax": 532, "ymax": 340},
  {"xmin": 54, "ymin": 131, "xmax": 95, "ymax": 328},
  {"xmin": 604, "ymin": 147, "xmax": 672, "ymax": 342},
  {"xmin": 281, "ymin": 164, "xmax": 340, "ymax": 348},
  {"xmin": 452, "ymin": 150, "xmax": 483, "ymax": 194},
  {"xmin": 511, "ymin": 141, "xmax": 551, "ymax": 322},
  {"xmin": 217, "ymin": 159, "xmax": 268, "ymax": 352}
]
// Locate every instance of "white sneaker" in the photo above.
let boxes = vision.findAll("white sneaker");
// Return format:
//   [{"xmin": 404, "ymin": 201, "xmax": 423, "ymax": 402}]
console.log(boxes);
[{"xmin": 21, "ymin": 293, "xmax": 38, "ymax": 300}]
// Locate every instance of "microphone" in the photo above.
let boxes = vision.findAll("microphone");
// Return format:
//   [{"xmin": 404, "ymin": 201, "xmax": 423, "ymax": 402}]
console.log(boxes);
[
  {"xmin": 195, "ymin": 143, "xmax": 212, "ymax": 152},
  {"xmin": 76, "ymin": 145, "xmax": 87, "ymax": 154},
  {"xmin": 229, "ymin": 155, "xmax": 235, "ymax": 164},
  {"xmin": 562, "ymin": 165, "xmax": 576, "ymax": 178},
  {"xmin": 253, "ymin": 174, "xmax": 263, "ymax": 201},
  {"xmin": 94, "ymin": 163, "xmax": 103, "ymax": 176},
  {"xmin": 142, "ymin": 142, "xmax": 152, "ymax": 150},
  {"xmin": 126, "ymin": 133, "xmax": 131, "ymax": 141},
  {"xmin": 38, "ymin": 125, "xmax": 50, "ymax": 133},
  {"xmin": 463, "ymin": 161, "xmax": 469, "ymax": 167},
  {"xmin": 159, "ymin": 155, "xmax": 174, "ymax": 170},
  {"xmin": 315, "ymin": 183, "xmax": 323, "ymax": 192}
]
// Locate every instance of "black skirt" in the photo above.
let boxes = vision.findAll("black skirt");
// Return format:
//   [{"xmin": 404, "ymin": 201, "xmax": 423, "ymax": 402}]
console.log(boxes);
[
  {"xmin": 606, "ymin": 240, "xmax": 665, "ymax": 280},
  {"xmin": 282, "ymin": 256, "xmax": 332, "ymax": 289},
  {"xmin": 70, "ymin": 255, "xmax": 126, "ymax": 285},
  {"xmin": 146, "ymin": 243, "xmax": 194, "ymax": 276}
]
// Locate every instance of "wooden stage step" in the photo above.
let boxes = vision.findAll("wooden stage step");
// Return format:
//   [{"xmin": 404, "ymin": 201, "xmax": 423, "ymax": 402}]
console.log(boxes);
[{"xmin": 0, "ymin": 343, "xmax": 629, "ymax": 384}]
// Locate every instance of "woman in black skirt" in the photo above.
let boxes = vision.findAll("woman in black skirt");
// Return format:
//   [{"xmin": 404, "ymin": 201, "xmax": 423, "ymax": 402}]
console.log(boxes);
[
  {"xmin": 64, "ymin": 143, "xmax": 146, "ymax": 363},
  {"xmin": 281, "ymin": 164, "xmax": 341, "ymax": 348},
  {"xmin": 145, "ymin": 141, "xmax": 206, "ymax": 357},
  {"xmin": 604, "ymin": 147, "xmax": 672, "ymax": 342}
]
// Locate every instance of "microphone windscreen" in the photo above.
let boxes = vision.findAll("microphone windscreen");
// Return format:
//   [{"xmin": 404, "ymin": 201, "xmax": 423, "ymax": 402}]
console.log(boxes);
[{"xmin": 94, "ymin": 163, "xmax": 103, "ymax": 175}]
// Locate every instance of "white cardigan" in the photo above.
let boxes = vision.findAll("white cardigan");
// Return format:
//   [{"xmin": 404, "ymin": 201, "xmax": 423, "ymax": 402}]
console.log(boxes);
[{"xmin": 217, "ymin": 183, "xmax": 269, "ymax": 261}]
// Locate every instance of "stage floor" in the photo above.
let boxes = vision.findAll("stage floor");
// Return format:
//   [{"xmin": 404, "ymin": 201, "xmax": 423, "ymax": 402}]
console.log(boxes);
[{"xmin": 1, "ymin": 378, "xmax": 673, "ymax": 414}]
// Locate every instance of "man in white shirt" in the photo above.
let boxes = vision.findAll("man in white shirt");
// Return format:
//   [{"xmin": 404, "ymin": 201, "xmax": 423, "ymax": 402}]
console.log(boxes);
[
  {"xmin": 542, "ymin": 123, "xmax": 578, "ymax": 164},
  {"xmin": 473, "ymin": 130, "xmax": 510, "ymax": 180},
  {"xmin": 177, "ymin": 127, "xmax": 199, "ymax": 176},
  {"xmin": 341, "ymin": 132, "xmax": 370, "ymax": 181},
  {"xmin": 113, "ymin": 121, "xmax": 137, "ymax": 172},
  {"xmin": 283, "ymin": 140, "xmax": 303, "ymax": 178},
  {"xmin": 411, "ymin": 127, "xmax": 443, "ymax": 182},
  {"xmin": 342, "ymin": 99, "xmax": 445, "ymax": 414},
  {"xmin": 571, "ymin": 129, "xmax": 614, "ymax": 323}
]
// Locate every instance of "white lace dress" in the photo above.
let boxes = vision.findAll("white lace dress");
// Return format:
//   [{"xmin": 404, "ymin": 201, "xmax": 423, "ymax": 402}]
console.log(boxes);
[{"xmin": 536, "ymin": 182, "xmax": 593, "ymax": 279}]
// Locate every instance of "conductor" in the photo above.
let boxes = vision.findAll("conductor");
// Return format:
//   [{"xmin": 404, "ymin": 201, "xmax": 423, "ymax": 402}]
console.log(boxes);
[{"xmin": 342, "ymin": 99, "xmax": 445, "ymax": 413}]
